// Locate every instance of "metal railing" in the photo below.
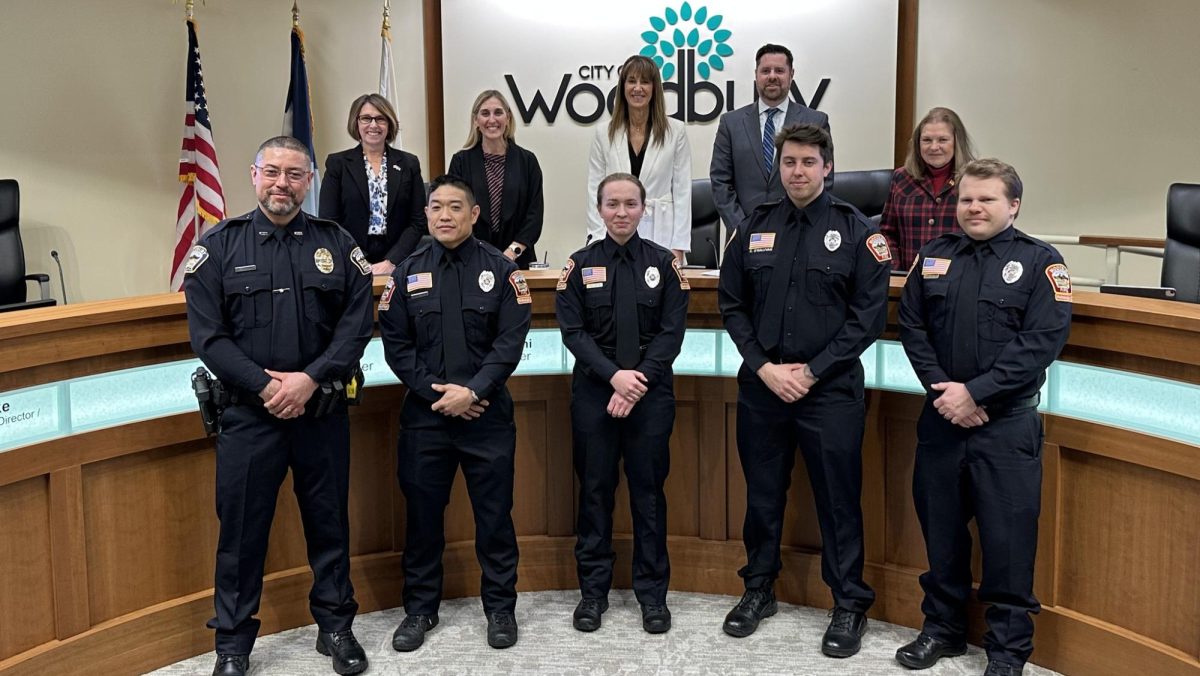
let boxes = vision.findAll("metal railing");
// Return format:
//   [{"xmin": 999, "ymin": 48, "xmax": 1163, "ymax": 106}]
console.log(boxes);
[{"xmin": 1028, "ymin": 234, "xmax": 1164, "ymax": 287}]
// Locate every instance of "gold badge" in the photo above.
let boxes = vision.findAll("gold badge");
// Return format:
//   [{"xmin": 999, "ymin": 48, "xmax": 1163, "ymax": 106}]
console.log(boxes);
[
  {"xmin": 314, "ymin": 247, "xmax": 334, "ymax": 274},
  {"xmin": 509, "ymin": 270, "xmax": 533, "ymax": 304},
  {"xmin": 556, "ymin": 258, "xmax": 575, "ymax": 292}
]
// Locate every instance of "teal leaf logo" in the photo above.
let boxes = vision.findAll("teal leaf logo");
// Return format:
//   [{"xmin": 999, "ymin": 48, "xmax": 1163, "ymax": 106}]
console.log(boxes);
[{"xmin": 639, "ymin": 4, "xmax": 733, "ymax": 81}]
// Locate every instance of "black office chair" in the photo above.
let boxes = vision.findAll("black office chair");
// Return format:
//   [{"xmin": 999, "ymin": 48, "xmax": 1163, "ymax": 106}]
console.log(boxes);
[
  {"xmin": 1163, "ymin": 182, "xmax": 1200, "ymax": 303},
  {"xmin": 0, "ymin": 179, "xmax": 56, "ymax": 313},
  {"xmin": 689, "ymin": 178, "xmax": 721, "ymax": 268},
  {"xmin": 829, "ymin": 169, "xmax": 893, "ymax": 224}
]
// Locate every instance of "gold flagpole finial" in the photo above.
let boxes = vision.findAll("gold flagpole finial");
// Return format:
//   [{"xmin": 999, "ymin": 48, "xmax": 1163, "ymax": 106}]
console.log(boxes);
[
  {"xmin": 292, "ymin": 1, "xmax": 300, "ymax": 28},
  {"xmin": 176, "ymin": 0, "xmax": 195, "ymax": 20},
  {"xmin": 382, "ymin": 0, "xmax": 391, "ymax": 32}
]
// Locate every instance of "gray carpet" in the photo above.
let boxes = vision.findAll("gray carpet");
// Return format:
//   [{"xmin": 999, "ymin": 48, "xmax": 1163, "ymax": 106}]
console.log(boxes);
[{"xmin": 148, "ymin": 590, "xmax": 1060, "ymax": 675}]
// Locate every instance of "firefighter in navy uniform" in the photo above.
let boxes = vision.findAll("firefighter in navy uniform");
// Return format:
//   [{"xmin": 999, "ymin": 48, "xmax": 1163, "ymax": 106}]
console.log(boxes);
[
  {"xmin": 378, "ymin": 175, "xmax": 532, "ymax": 652},
  {"xmin": 555, "ymin": 173, "xmax": 689, "ymax": 635},
  {"xmin": 895, "ymin": 159, "xmax": 1071, "ymax": 676},
  {"xmin": 183, "ymin": 137, "xmax": 373, "ymax": 676},
  {"xmin": 717, "ymin": 124, "xmax": 891, "ymax": 657}
]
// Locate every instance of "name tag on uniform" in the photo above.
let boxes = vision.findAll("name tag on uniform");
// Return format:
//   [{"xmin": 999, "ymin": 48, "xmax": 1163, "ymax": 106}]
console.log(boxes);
[
  {"xmin": 234, "ymin": 264, "xmax": 257, "ymax": 273},
  {"xmin": 922, "ymin": 257, "xmax": 951, "ymax": 278}
]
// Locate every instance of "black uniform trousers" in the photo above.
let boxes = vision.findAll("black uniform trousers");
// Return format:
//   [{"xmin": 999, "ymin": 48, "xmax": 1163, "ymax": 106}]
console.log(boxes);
[
  {"xmin": 571, "ymin": 368, "xmax": 675, "ymax": 606},
  {"xmin": 210, "ymin": 404, "xmax": 356, "ymax": 655},
  {"xmin": 735, "ymin": 364, "xmax": 875, "ymax": 613},
  {"xmin": 397, "ymin": 391, "xmax": 519, "ymax": 616},
  {"xmin": 913, "ymin": 401, "xmax": 1043, "ymax": 666}
]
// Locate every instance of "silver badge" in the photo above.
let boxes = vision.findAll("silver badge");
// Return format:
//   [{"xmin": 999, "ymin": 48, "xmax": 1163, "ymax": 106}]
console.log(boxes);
[
  {"xmin": 478, "ymin": 270, "xmax": 495, "ymax": 292},
  {"xmin": 824, "ymin": 230, "xmax": 842, "ymax": 252},
  {"xmin": 1002, "ymin": 261, "xmax": 1024, "ymax": 284},
  {"xmin": 645, "ymin": 266, "xmax": 661, "ymax": 288}
]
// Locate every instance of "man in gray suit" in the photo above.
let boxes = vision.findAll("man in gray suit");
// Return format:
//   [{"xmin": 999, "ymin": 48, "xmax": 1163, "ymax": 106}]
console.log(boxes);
[{"xmin": 710, "ymin": 44, "xmax": 832, "ymax": 230}]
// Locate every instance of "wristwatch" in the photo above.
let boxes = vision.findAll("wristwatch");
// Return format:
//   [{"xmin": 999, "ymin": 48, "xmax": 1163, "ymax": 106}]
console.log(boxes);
[
  {"xmin": 469, "ymin": 389, "xmax": 480, "ymax": 404},
  {"xmin": 508, "ymin": 244, "xmax": 524, "ymax": 256}
]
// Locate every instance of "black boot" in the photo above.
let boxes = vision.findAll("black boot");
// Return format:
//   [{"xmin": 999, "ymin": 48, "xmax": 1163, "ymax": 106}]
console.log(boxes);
[
  {"xmin": 316, "ymin": 629, "xmax": 368, "ymax": 675},
  {"xmin": 722, "ymin": 587, "xmax": 777, "ymax": 638}
]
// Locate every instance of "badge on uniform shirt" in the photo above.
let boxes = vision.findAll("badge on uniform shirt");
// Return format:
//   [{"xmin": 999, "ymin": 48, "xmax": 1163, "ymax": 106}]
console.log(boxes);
[
  {"xmin": 314, "ymin": 248, "xmax": 334, "ymax": 274},
  {"xmin": 824, "ymin": 230, "xmax": 842, "ymax": 252},
  {"xmin": 582, "ymin": 266, "xmax": 607, "ymax": 289},
  {"xmin": 407, "ymin": 272, "xmax": 433, "ymax": 293},
  {"xmin": 1002, "ymin": 261, "xmax": 1024, "ymax": 284},
  {"xmin": 1045, "ymin": 263, "xmax": 1072, "ymax": 302},
  {"xmin": 645, "ymin": 266, "xmax": 661, "ymax": 288},
  {"xmin": 671, "ymin": 258, "xmax": 690, "ymax": 290},
  {"xmin": 748, "ymin": 232, "xmax": 775, "ymax": 253},
  {"xmin": 378, "ymin": 276, "xmax": 396, "ymax": 311},
  {"xmin": 556, "ymin": 258, "xmax": 575, "ymax": 292},
  {"xmin": 350, "ymin": 246, "xmax": 372, "ymax": 276},
  {"xmin": 922, "ymin": 257, "xmax": 951, "ymax": 278},
  {"xmin": 478, "ymin": 270, "xmax": 495, "ymax": 292},
  {"xmin": 866, "ymin": 233, "xmax": 892, "ymax": 262},
  {"xmin": 509, "ymin": 271, "xmax": 533, "ymax": 304},
  {"xmin": 183, "ymin": 245, "xmax": 209, "ymax": 274}
]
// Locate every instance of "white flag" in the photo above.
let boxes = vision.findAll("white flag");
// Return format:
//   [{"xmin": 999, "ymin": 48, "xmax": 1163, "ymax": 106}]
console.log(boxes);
[{"xmin": 379, "ymin": 18, "xmax": 402, "ymax": 149}]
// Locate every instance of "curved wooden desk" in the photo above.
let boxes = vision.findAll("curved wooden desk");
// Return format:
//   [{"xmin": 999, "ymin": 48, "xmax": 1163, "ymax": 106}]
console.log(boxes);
[{"xmin": 0, "ymin": 275, "xmax": 1196, "ymax": 675}]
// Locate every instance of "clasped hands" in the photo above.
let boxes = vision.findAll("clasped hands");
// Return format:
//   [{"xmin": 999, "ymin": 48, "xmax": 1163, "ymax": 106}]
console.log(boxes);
[
  {"xmin": 431, "ymin": 383, "xmax": 489, "ymax": 420},
  {"xmin": 756, "ymin": 362, "xmax": 817, "ymax": 403},
  {"xmin": 931, "ymin": 381, "xmax": 989, "ymax": 428},
  {"xmin": 259, "ymin": 370, "xmax": 318, "ymax": 419},
  {"xmin": 608, "ymin": 369, "xmax": 648, "ymax": 418}
]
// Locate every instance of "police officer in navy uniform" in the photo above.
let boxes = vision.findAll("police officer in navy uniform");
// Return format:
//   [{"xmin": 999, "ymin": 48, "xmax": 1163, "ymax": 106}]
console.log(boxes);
[
  {"xmin": 718, "ymin": 124, "xmax": 891, "ymax": 656},
  {"xmin": 896, "ymin": 159, "xmax": 1071, "ymax": 676},
  {"xmin": 556, "ymin": 172, "xmax": 690, "ymax": 635},
  {"xmin": 379, "ymin": 174, "xmax": 532, "ymax": 652},
  {"xmin": 183, "ymin": 136, "xmax": 373, "ymax": 676}
]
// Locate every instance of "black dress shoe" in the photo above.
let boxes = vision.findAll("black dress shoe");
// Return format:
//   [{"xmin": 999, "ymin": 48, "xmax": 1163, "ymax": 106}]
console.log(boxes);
[
  {"xmin": 391, "ymin": 614, "xmax": 438, "ymax": 652},
  {"xmin": 641, "ymin": 604, "xmax": 672, "ymax": 634},
  {"xmin": 316, "ymin": 629, "xmax": 368, "ymax": 675},
  {"xmin": 895, "ymin": 632, "xmax": 967, "ymax": 669},
  {"xmin": 212, "ymin": 653, "xmax": 248, "ymax": 676},
  {"xmin": 487, "ymin": 610, "xmax": 519, "ymax": 649},
  {"xmin": 984, "ymin": 660, "xmax": 1024, "ymax": 676},
  {"xmin": 573, "ymin": 597, "xmax": 609, "ymax": 632},
  {"xmin": 821, "ymin": 608, "xmax": 868, "ymax": 658},
  {"xmin": 722, "ymin": 587, "xmax": 777, "ymax": 638}
]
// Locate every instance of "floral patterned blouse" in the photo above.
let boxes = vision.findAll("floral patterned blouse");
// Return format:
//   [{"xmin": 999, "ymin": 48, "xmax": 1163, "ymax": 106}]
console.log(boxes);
[{"xmin": 364, "ymin": 150, "xmax": 388, "ymax": 236}]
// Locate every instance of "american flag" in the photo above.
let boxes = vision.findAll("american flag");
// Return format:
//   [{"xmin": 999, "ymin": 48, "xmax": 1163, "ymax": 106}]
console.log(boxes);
[
  {"xmin": 406, "ymin": 272, "xmax": 433, "ymax": 292},
  {"xmin": 748, "ymin": 232, "xmax": 776, "ymax": 251},
  {"xmin": 171, "ymin": 18, "xmax": 226, "ymax": 291},
  {"xmin": 582, "ymin": 267, "xmax": 607, "ymax": 285},
  {"xmin": 922, "ymin": 257, "xmax": 951, "ymax": 276}
]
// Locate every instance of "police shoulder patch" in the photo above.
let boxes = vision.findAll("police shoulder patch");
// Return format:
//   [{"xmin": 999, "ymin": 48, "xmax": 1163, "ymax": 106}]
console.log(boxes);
[
  {"xmin": 556, "ymin": 258, "xmax": 576, "ymax": 292},
  {"xmin": 509, "ymin": 270, "xmax": 533, "ymax": 305},
  {"xmin": 866, "ymin": 233, "xmax": 892, "ymax": 262},
  {"xmin": 350, "ymin": 246, "xmax": 372, "ymax": 275},
  {"xmin": 1045, "ymin": 263, "xmax": 1072, "ymax": 302},
  {"xmin": 671, "ymin": 258, "xmax": 690, "ymax": 290},
  {"xmin": 183, "ymin": 245, "xmax": 209, "ymax": 274},
  {"xmin": 378, "ymin": 276, "xmax": 396, "ymax": 311}
]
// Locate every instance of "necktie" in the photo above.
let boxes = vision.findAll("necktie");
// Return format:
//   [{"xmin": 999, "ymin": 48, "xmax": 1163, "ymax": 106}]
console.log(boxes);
[
  {"xmin": 763, "ymin": 108, "xmax": 779, "ymax": 175},
  {"xmin": 614, "ymin": 250, "xmax": 640, "ymax": 369},
  {"xmin": 757, "ymin": 217, "xmax": 804, "ymax": 352},
  {"xmin": 270, "ymin": 229, "xmax": 302, "ymax": 369},
  {"xmin": 950, "ymin": 243, "xmax": 982, "ymax": 381},
  {"xmin": 440, "ymin": 251, "xmax": 471, "ymax": 384}
]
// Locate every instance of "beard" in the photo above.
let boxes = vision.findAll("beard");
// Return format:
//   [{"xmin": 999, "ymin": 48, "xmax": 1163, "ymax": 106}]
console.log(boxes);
[{"xmin": 259, "ymin": 190, "xmax": 298, "ymax": 216}]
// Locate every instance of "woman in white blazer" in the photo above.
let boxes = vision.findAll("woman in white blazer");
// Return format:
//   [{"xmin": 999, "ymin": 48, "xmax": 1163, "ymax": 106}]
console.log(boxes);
[{"xmin": 586, "ymin": 55, "xmax": 692, "ymax": 262}]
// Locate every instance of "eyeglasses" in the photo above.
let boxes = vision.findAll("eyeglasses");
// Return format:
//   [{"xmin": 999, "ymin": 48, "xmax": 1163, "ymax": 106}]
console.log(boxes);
[
  {"xmin": 254, "ymin": 165, "xmax": 310, "ymax": 182},
  {"xmin": 357, "ymin": 115, "xmax": 389, "ymax": 127}
]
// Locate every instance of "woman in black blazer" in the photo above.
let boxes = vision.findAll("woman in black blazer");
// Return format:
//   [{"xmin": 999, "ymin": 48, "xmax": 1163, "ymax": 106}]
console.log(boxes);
[
  {"xmin": 319, "ymin": 93, "xmax": 426, "ymax": 276},
  {"xmin": 448, "ymin": 90, "xmax": 544, "ymax": 269}
]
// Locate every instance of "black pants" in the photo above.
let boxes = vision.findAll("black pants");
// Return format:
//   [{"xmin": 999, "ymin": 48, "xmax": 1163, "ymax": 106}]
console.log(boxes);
[
  {"xmin": 571, "ymin": 371, "xmax": 675, "ymax": 606},
  {"xmin": 209, "ymin": 405, "xmax": 357, "ymax": 654},
  {"xmin": 913, "ymin": 402, "xmax": 1043, "ymax": 666},
  {"xmin": 734, "ymin": 365, "xmax": 875, "ymax": 613},
  {"xmin": 397, "ymin": 391, "xmax": 518, "ymax": 615}
]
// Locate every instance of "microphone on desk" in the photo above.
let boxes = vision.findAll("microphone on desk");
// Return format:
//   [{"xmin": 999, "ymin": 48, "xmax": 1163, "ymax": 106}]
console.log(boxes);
[
  {"xmin": 705, "ymin": 237, "xmax": 721, "ymax": 269},
  {"xmin": 50, "ymin": 250, "xmax": 68, "ymax": 305}
]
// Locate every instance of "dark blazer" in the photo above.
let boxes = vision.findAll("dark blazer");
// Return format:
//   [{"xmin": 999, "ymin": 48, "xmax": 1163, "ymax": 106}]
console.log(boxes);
[
  {"xmin": 319, "ymin": 144, "xmax": 427, "ymax": 265},
  {"xmin": 709, "ymin": 100, "xmax": 831, "ymax": 229},
  {"xmin": 448, "ymin": 141, "xmax": 544, "ymax": 268}
]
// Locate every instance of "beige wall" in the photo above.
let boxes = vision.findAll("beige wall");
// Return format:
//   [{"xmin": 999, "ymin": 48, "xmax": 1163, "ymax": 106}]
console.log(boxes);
[
  {"xmin": 0, "ymin": 0, "xmax": 427, "ymax": 302},
  {"xmin": 4, "ymin": 1, "xmax": 1199, "ymax": 300},
  {"xmin": 915, "ymin": 0, "xmax": 1200, "ymax": 285}
]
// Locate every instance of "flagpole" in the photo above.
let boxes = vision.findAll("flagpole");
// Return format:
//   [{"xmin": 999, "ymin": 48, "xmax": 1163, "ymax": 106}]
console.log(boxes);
[{"xmin": 292, "ymin": 1, "xmax": 300, "ymax": 29}]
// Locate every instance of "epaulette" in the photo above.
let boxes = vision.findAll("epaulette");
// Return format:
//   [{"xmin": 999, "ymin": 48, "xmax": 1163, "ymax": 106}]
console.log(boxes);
[
  {"xmin": 305, "ymin": 214, "xmax": 341, "ymax": 228},
  {"xmin": 827, "ymin": 196, "xmax": 872, "ymax": 228}
]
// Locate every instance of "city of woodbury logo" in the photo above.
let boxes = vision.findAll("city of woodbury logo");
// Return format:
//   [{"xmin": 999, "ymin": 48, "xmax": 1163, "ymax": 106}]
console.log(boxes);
[{"xmin": 640, "ymin": 3, "xmax": 732, "ymax": 82}]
